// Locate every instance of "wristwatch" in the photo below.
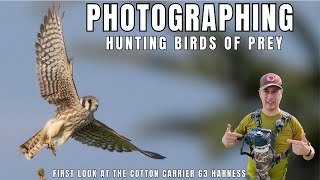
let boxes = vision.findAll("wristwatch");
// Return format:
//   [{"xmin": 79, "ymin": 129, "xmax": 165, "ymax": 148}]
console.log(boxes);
[
  {"xmin": 306, "ymin": 149, "xmax": 312, "ymax": 156},
  {"xmin": 306, "ymin": 142, "xmax": 312, "ymax": 157}
]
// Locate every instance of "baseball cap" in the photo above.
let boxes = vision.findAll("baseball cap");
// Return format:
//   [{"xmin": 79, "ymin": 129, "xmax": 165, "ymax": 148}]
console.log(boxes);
[{"xmin": 259, "ymin": 73, "xmax": 282, "ymax": 90}]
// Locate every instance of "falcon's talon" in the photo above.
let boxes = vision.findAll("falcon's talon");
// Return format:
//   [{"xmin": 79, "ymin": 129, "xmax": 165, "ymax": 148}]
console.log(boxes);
[
  {"xmin": 48, "ymin": 144, "xmax": 56, "ymax": 156},
  {"xmin": 45, "ymin": 140, "xmax": 56, "ymax": 156}
]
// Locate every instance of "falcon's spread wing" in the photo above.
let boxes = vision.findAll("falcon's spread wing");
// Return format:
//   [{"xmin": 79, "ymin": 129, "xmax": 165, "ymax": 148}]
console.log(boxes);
[
  {"xmin": 72, "ymin": 119, "xmax": 166, "ymax": 159},
  {"xmin": 35, "ymin": 8, "xmax": 79, "ymax": 108}
]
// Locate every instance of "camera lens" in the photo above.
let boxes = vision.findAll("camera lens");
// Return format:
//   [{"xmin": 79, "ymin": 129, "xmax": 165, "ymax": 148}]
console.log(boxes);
[{"xmin": 255, "ymin": 131, "xmax": 263, "ymax": 136}]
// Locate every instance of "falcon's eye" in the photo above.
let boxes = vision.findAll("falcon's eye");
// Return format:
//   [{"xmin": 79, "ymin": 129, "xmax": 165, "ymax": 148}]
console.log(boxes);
[{"xmin": 88, "ymin": 99, "xmax": 92, "ymax": 103}]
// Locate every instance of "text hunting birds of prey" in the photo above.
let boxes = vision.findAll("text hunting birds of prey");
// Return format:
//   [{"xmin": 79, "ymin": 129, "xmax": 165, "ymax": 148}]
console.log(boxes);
[{"xmin": 19, "ymin": 8, "xmax": 165, "ymax": 160}]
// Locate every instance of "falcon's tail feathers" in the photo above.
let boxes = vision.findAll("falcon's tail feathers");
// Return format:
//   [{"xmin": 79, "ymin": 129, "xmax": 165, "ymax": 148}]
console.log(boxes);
[{"xmin": 19, "ymin": 130, "xmax": 45, "ymax": 160}]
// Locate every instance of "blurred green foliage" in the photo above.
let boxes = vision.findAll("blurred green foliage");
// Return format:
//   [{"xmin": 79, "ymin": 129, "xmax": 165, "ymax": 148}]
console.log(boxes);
[{"xmin": 37, "ymin": 168, "xmax": 46, "ymax": 180}]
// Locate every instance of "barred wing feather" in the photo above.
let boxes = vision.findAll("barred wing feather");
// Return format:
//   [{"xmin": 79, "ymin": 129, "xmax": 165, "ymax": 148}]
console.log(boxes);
[{"xmin": 72, "ymin": 119, "xmax": 165, "ymax": 159}]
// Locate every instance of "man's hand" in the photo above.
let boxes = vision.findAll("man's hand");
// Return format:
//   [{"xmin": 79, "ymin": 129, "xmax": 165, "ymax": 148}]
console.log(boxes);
[
  {"xmin": 287, "ymin": 133, "xmax": 314, "ymax": 160},
  {"xmin": 222, "ymin": 124, "xmax": 243, "ymax": 148}
]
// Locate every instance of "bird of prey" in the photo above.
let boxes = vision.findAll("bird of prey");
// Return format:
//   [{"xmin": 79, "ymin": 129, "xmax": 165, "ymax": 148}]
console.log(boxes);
[{"xmin": 19, "ymin": 8, "xmax": 165, "ymax": 160}]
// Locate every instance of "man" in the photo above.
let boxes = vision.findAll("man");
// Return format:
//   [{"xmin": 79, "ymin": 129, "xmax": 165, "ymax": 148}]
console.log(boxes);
[{"xmin": 222, "ymin": 73, "xmax": 315, "ymax": 180}]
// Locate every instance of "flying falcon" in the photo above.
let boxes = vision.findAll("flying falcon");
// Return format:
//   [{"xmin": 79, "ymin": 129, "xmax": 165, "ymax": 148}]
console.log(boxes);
[{"xmin": 19, "ymin": 8, "xmax": 165, "ymax": 160}]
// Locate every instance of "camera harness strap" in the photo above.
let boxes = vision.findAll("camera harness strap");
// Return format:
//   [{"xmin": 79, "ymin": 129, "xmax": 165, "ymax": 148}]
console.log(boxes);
[{"xmin": 251, "ymin": 109, "xmax": 291, "ymax": 166}]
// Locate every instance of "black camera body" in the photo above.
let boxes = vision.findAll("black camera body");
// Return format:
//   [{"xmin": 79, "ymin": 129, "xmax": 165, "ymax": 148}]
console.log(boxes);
[{"xmin": 244, "ymin": 128, "xmax": 273, "ymax": 147}]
